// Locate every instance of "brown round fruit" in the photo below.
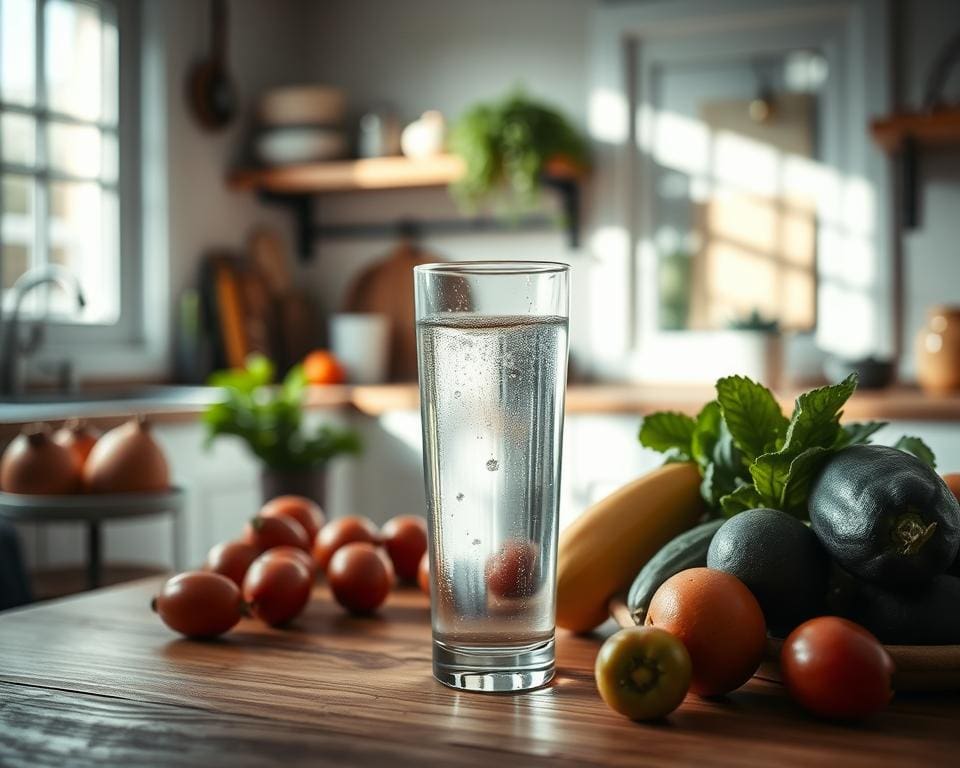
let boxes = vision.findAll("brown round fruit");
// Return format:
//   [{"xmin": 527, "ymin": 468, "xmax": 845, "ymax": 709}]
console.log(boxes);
[
  {"xmin": 312, "ymin": 515, "xmax": 380, "ymax": 572},
  {"xmin": 417, "ymin": 551, "xmax": 431, "ymax": 596},
  {"xmin": 204, "ymin": 539, "xmax": 260, "ymax": 587},
  {"xmin": 84, "ymin": 416, "xmax": 169, "ymax": 493},
  {"xmin": 152, "ymin": 571, "xmax": 244, "ymax": 638},
  {"xmin": 260, "ymin": 495, "xmax": 326, "ymax": 542},
  {"xmin": 242, "ymin": 550, "xmax": 313, "ymax": 626},
  {"xmin": 52, "ymin": 420, "xmax": 99, "ymax": 469},
  {"xmin": 645, "ymin": 567, "xmax": 766, "ymax": 697},
  {"xmin": 327, "ymin": 542, "xmax": 394, "ymax": 614},
  {"xmin": 0, "ymin": 427, "xmax": 81, "ymax": 495},
  {"xmin": 268, "ymin": 545, "xmax": 317, "ymax": 575},
  {"xmin": 485, "ymin": 539, "xmax": 539, "ymax": 599},
  {"xmin": 781, "ymin": 616, "xmax": 894, "ymax": 719},
  {"xmin": 243, "ymin": 515, "xmax": 310, "ymax": 553},
  {"xmin": 381, "ymin": 515, "xmax": 428, "ymax": 581}
]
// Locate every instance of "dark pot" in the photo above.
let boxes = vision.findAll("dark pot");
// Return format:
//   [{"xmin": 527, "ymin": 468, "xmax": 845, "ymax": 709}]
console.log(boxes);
[{"xmin": 260, "ymin": 467, "xmax": 326, "ymax": 507}]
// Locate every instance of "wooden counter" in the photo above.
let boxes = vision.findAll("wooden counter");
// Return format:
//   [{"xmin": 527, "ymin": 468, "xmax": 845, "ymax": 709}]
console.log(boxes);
[{"xmin": 0, "ymin": 578, "xmax": 957, "ymax": 766}]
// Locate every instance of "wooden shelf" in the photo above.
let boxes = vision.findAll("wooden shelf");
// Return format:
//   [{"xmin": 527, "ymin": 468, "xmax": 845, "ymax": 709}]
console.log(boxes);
[
  {"xmin": 228, "ymin": 154, "xmax": 468, "ymax": 194},
  {"xmin": 870, "ymin": 108, "xmax": 960, "ymax": 153}
]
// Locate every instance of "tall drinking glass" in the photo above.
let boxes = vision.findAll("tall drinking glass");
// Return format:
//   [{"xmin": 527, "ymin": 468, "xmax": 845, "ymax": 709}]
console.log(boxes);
[{"xmin": 415, "ymin": 262, "xmax": 569, "ymax": 692}]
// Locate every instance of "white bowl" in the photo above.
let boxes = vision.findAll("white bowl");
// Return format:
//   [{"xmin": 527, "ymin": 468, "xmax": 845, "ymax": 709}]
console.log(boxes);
[
  {"xmin": 259, "ymin": 85, "xmax": 346, "ymax": 126},
  {"xmin": 256, "ymin": 127, "xmax": 348, "ymax": 165}
]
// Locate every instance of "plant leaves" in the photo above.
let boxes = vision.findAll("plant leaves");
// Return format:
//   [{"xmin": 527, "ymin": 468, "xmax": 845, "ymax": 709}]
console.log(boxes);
[
  {"xmin": 690, "ymin": 401, "xmax": 722, "ymax": 469},
  {"xmin": 749, "ymin": 451, "xmax": 794, "ymax": 509},
  {"xmin": 780, "ymin": 447, "xmax": 831, "ymax": 517},
  {"xmin": 638, "ymin": 411, "xmax": 696, "ymax": 458},
  {"xmin": 716, "ymin": 376, "xmax": 788, "ymax": 461},
  {"xmin": 835, "ymin": 421, "xmax": 887, "ymax": 448},
  {"xmin": 782, "ymin": 374, "xmax": 858, "ymax": 453},
  {"xmin": 894, "ymin": 436, "xmax": 937, "ymax": 469},
  {"xmin": 720, "ymin": 485, "xmax": 764, "ymax": 518}
]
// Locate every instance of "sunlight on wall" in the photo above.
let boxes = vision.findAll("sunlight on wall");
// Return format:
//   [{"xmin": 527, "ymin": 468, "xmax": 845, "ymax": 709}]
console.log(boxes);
[
  {"xmin": 588, "ymin": 88, "xmax": 629, "ymax": 144},
  {"xmin": 586, "ymin": 225, "xmax": 631, "ymax": 356}
]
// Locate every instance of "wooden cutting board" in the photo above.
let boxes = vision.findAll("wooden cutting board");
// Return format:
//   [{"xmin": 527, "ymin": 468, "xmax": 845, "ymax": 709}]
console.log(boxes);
[
  {"xmin": 342, "ymin": 242, "xmax": 440, "ymax": 381},
  {"xmin": 609, "ymin": 594, "xmax": 960, "ymax": 693}
]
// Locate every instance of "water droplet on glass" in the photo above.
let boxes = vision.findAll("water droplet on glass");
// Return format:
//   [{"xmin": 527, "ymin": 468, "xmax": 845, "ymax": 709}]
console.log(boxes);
[
  {"xmin": 486, "ymin": 458, "xmax": 499, "ymax": 472},
  {"xmin": 456, "ymin": 492, "xmax": 464, "ymax": 501},
  {"xmin": 472, "ymin": 538, "xmax": 481, "ymax": 546},
  {"xmin": 454, "ymin": 391, "xmax": 461, "ymax": 398}
]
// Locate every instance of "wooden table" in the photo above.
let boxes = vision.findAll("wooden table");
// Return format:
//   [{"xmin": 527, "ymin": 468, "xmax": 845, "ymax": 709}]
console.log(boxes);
[{"xmin": 1, "ymin": 579, "xmax": 958, "ymax": 767}]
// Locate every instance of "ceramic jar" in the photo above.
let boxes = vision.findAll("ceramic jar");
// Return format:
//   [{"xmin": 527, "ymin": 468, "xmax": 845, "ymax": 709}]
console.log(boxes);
[{"xmin": 916, "ymin": 306, "xmax": 960, "ymax": 393}]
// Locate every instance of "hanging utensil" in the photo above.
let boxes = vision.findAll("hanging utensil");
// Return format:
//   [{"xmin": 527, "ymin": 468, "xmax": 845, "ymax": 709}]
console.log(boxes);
[{"xmin": 186, "ymin": 0, "xmax": 237, "ymax": 131}]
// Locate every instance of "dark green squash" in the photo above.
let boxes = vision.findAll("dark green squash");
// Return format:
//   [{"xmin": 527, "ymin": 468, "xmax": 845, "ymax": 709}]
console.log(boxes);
[
  {"xmin": 809, "ymin": 445, "xmax": 960, "ymax": 587},
  {"xmin": 841, "ymin": 574, "xmax": 960, "ymax": 645}
]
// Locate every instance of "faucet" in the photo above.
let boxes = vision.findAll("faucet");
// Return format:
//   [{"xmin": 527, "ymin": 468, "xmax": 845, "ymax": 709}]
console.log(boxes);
[{"xmin": 0, "ymin": 265, "xmax": 87, "ymax": 396}]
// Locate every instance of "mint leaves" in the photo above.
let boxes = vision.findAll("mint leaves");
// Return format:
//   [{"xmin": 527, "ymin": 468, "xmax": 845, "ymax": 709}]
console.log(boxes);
[{"xmin": 637, "ymin": 373, "xmax": 938, "ymax": 520}]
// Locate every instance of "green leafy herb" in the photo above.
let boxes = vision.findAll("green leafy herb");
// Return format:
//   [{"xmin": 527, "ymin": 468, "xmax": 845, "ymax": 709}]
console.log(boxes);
[
  {"xmin": 716, "ymin": 376, "xmax": 788, "ymax": 461},
  {"xmin": 202, "ymin": 354, "xmax": 362, "ymax": 471},
  {"xmin": 894, "ymin": 436, "xmax": 936, "ymax": 469},
  {"xmin": 638, "ymin": 411, "xmax": 696, "ymax": 459},
  {"xmin": 638, "ymin": 372, "xmax": 938, "ymax": 520}
]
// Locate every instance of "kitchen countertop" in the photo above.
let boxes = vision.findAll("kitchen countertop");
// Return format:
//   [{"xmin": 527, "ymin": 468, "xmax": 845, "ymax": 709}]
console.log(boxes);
[{"xmin": 1, "ymin": 578, "xmax": 957, "ymax": 767}]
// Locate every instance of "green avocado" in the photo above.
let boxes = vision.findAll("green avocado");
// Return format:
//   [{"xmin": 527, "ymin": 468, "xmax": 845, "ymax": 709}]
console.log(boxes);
[
  {"xmin": 707, "ymin": 507, "xmax": 829, "ymax": 636},
  {"xmin": 841, "ymin": 574, "xmax": 960, "ymax": 644},
  {"xmin": 809, "ymin": 445, "xmax": 960, "ymax": 587}
]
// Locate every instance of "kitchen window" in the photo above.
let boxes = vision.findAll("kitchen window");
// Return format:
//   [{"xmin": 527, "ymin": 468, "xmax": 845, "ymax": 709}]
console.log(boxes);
[{"xmin": 0, "ymin": 0, "xmax": 131, "ymax": 327}]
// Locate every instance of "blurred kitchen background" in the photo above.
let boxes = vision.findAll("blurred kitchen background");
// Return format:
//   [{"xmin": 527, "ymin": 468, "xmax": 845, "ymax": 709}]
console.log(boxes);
[{"xmin": 2, "ymin": 0, "xmax": 960, "ymax": 599}]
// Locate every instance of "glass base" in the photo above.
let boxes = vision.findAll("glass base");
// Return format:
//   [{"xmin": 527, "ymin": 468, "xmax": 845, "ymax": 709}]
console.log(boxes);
[{"xmin": 432, "ymin": 636, "xmax": 555, "ymax": 692}]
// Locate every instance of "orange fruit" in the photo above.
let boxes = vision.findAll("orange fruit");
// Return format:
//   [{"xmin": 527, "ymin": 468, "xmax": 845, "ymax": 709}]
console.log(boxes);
[
  {"xmin": 645, "ymin": 567, "xmax": 766, "ymax": 697},
  {"xmin": 303, "ymin": 350, "xmax": 346, "ymax": 385},
  {"xmin": 942, "ymin": 473, "xmax": 960, "ymax": 505}
]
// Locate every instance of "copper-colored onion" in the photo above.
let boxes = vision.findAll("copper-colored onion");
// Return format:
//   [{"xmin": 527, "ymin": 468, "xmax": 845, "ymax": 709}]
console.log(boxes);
[
  {"xmin": 0, "ymin": 425, "xmax": 82, "ymax": 494},
  {"xmin": 52, "ymin": 419, "xmax": 100, "ymax": 470},
  {"xmin": 84, "ymin": 416, "xmax": 170, "ymax": 493}
]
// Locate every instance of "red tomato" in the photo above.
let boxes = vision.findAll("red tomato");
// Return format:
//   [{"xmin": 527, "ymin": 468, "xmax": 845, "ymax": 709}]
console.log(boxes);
[
  {"xmin": 152, "ymin": 571, "xmax": 244, "ymax": 638},
  {"xmin": 242, "ymin": 551, "xmax": 314, "ymax": 626},
  {"xmin": 417, "ymin": 551, "xmax": 430, "ymax": 596},
  {"xmin": 381, "ymin": 515, "xmax": 428, "ymax": 581},
  {"xmin": 781, "ymin": 616, "xmax": 894, "ymax": 719},
  {"xmin": 243, "ymin": 515, "xmax": 310, "ymax": 553},
  {"xmin": 312, "ymin": 515, "xmax": 380, "ymax": 572},
  {"xmin": 204, "ymin": 540, "xmax": 260, "ymax": 587},
  {"xmin": 485, "ymin": 539, "xmax": 539, "ymax": 599},
  {"xmin": 268, "ymin": 544, "xmax": 317, "ymax": 575},
  {"xmin": 327, "ymin": 542, "xmax": 394, "ymax": 614},
  {"xmin": 260, "ymin": 495, "xmax": 326, "ymax": 542}
]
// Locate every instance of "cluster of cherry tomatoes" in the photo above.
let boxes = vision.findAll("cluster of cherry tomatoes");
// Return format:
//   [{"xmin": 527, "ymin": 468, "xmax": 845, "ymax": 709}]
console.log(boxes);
[{"xmin": 151, "ymin": 495, "xmax": 430, "ymax": 638}]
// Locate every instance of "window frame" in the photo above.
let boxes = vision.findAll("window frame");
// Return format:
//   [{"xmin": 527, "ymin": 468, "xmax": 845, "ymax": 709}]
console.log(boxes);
[
  {"xmin": 0, "ymin": 0, "xmax": 141, "ymax": 347},
  {"xmin": 585, "ymin": 0, "xmax": 893, "ymax": 384}
]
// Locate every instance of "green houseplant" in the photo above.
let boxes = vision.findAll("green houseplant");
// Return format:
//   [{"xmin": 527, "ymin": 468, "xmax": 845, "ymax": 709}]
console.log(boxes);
[
  {"xmin": 202, "ymin": 355, "xmax": 361, "ymax": 504},
  {"xmin": 449, "ymin": 89, "xmax": 588, "ymax": 211}
]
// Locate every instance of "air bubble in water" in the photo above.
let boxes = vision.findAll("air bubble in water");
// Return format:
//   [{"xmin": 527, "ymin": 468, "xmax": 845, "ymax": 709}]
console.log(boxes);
[
  {"xmin": 454, "ymin": 391, "xmax": 461, "ymax": 398},
  {"xmin": 456, "ymin": 492, "xmax": 464, "ymax": 501},
  {"xmin": 472, "ymin": 538, "xmax": 481, "ymax": 546},
  {"xmin": 486, "ymin": 458, "xmax": 499, "ymax": 472}
]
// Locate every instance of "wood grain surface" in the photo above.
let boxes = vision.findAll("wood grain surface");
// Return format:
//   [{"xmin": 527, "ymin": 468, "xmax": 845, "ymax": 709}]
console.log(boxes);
[{"xmin": 1, "ymin": 579, "xmax": 959, "ymax": 767}]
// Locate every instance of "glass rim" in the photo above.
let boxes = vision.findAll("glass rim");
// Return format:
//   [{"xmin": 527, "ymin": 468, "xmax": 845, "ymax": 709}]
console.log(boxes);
[{"xmin": 414, "ymin": 261, "xmax": 570, "ymax": 277}]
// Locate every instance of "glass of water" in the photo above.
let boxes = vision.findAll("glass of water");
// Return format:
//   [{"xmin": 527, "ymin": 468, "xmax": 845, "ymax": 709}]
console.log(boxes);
[{"xmin": 415, "ymin": 261, "xmax": 569, "ymax": 692}]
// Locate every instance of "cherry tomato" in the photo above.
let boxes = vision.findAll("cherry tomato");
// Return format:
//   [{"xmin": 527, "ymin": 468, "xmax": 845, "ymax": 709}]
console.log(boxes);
[
  {"xmin": 381, "ymin": 515, "xmax": 428, "ymax": 581},
  {"xmin": 781, "ymin": 616, "xmax": 894, "ymax": 719},
  {"xmin": 595, "ymin": 627, "xmax": 692, "ymax": 721},
  {"xmin": 242, "ymin": 550, "xmax": 314, "ymax": 626},
  {"xmin": 260, "ymin": 495, "xmax": 326, "ymax": 542},
  {"xmin": 327, "ymin": 542, "xmax": 394, "ymax": 614},
  {"xmin": 417, "ymin": 551, "xmax": 431, "ymax": 596},
  {"xmin": 268, "ymin": 544, "xmax": 317, "ymax": 575},
  {"xmin": 204, "ymin": 539, "xmax": 260, "ymax": 587},
  {"xmin": 485, "ymin": 539, "xmax": 539, "ymax": 598},
  {"xmin": 152, "ymin": 571, "xmax": 244, "ymax": 638},
  {"xmin": 312, "ymin": 515, "xmax": 380, "ymax": 572},
  {"xmin": 243, "ymin": 515, "xmax": 310, "ymax": 553}
]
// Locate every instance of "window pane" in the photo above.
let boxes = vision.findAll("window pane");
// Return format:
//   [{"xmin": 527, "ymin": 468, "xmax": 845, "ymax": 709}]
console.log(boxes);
[
  {"xmin": 101, "ymin": 8, "xmax": 118, "ymax": 125},
  {"xmin": 45, "ymin": 0, "xmax": 102, "ymax": 120},
  {"xmin": 49, "ymin": 181, "xmax": 117, "ymax": 322},
  {"xmin": 2, "ymin": 175, "xmax": 35, "ymax": 291},
  {"xmin": 48, "ymin": 122, "xmax": 101, "ymax": 178},
  {"xmin": 1, "ymin": 0, "xmax": 36, "ymax": 106},
  {"xmin": 1, "ymin": 113, "xmax": 36, "ymax": 166},
  {"xmin": 101, "ymin": 130, "xmax": 117, "ymax": 182}
]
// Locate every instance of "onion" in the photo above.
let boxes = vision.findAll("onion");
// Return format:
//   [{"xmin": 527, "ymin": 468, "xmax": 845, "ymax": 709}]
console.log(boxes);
[
  {"xmin": 0, "ymin": 425, "xmax": 82, "ymax": 494},
  {"xmin": 84, "ymin": 416, "xmax": 170, "ymax": 493},
  {"xmin": 52, "ymin": 419, "xmax": 100, "ymax": 470}
]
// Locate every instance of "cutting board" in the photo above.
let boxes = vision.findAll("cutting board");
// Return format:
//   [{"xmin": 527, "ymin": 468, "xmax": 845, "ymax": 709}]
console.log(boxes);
[
  {"xmin": 342, "ymin": 242, "xmax": 440, "ymax": 381},
  {"xmin": 609, "ymin": 594, "xmax": 960, "ymax": 693}
]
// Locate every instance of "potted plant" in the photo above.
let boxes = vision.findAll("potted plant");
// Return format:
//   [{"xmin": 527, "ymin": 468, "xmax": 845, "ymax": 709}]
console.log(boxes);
[
  {"xmin": 202, "ymin": 355, "xmax": 361, "ymax": 505},
  {"xmin": 448, "ymin": 89, "xmax": 588, "ymax": 212}
]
